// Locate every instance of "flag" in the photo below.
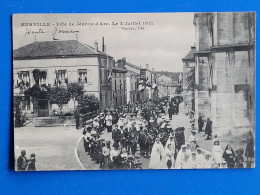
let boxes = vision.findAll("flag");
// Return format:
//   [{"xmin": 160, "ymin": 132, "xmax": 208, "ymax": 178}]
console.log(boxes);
[
  {"xmin": 178, "ymin": 73, "xmax": 182, "ymax": 83},
  {"xmin": 108, "ymin": 69, "xmax": 112, "ymax": 83}
]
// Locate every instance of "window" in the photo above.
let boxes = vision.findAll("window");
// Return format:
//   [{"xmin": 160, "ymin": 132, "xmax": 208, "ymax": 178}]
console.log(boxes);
[
  {"xmin": 57, "ymin": 70, "xmax": 67, "ymax": 85},
  {"xmin": 119, "ymin": 80, "xmax": 122, "ymax": 90},
  {"xmin": 115, "ymin": 80, "xmax": 117, "ymax": 90},
  {"xmin": 39, "ymin": 75, "xmax": 47, "ymax": 85},
  {"xmin": 21, "ymin": 96, "xmax": 31, "ymax": 111},
  {"xmin": 17, "ymin": 71, "xmax": 30, "ymax": 89},
  {"xmin": 18, "ymin": 71, "xmax": 30, "ymax": 82},
  {"xmin": 78, "ymin": 69, "xmax": 87, "ymax": 83}
]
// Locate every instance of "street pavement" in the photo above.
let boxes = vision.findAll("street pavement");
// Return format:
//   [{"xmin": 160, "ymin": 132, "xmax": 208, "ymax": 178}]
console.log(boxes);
[{"xmin": 14, "ymin": 125, "xmax": 83, "ymax": 171}]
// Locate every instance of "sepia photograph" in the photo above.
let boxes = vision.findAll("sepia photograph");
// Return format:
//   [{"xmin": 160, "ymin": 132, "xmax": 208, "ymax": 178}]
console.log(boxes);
[{"xmin": 13, "ymin": 12, "xmax": 255, "ymax": 171}]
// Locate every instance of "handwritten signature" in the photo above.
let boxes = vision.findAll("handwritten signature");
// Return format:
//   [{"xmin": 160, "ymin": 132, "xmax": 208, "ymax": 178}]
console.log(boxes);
[
  {"xmin": 52, "ymin": 28, "xmax": 80, "ymax": 40},
  {"xmin": 25, "ymin": 28, "xmax": 46, "ymax": 36}
]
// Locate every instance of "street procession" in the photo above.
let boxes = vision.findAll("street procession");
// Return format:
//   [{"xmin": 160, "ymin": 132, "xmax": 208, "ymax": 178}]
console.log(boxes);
[{"xmin": 78, "ymin": 97, "xmax": 253, "ymax": 170}]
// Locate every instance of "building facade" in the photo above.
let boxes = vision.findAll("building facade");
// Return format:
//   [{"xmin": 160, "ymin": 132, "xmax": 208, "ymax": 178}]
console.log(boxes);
[
  {"xmin": 193, "ymin": 12, "xmax": 255, "ymax": 136},
  {"xmin": 112, "ymin": 59, "xmax": 127, "ymax": 108},
  {"xmin": 13, "ymin": 40, "xmax": 113, "ymax": 116},
  {"xmin": 125, "ymin": 62, "xmax": 142, "ymax": 103},
  {"xmin": 182, "ymin": 46, "xmax": 196, "ymax": 114}
]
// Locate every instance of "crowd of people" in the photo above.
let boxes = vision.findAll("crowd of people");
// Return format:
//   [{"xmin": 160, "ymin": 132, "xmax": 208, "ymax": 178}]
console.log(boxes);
[{"xmin": 80, "ymin": 98, "xmax": 255, "ymax": 169}]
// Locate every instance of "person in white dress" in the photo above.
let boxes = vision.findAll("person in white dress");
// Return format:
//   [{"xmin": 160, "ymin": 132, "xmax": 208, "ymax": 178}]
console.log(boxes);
[
  {"xmin": 212, "ymin": 139, "xmax": 223, "ymax": 166},
  {"xmin": 105, "ymin": 112, "xmax": 113, "ymax": 133},
  {"xmin": 196, "ymin": 148, "xmax": 205, "ymax": 168},
  {"xmin": 186, "ymin": 143, "xmax": 192, "ymax": 156},
  {"xmin": 148, "ymin": 137, "xmax": 164, "ymax": 169},
  {"xmin": 163, "ymin": 143, "xmax": 175, "ymax": 169},
  {"xmin": 175, "ymin": 145, "xmax": 187, "ymax": 169},
  {"xmin": 203, "ymin": 153, "xmax": 213, "ymax": 169},
  {"xmin": 189, "ymin": 130, "xmax": 199, "ymax": 152},
  {"xmin": 165, "ymin": 135, "xmax": 176, "ymax": 156},
  {"xmin": 187, "ymin": 152, "xmax": 197, "ymax": 169}
]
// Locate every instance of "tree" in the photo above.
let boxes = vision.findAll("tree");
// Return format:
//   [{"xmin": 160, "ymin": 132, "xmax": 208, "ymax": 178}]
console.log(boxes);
[
  {"xmin": 186, "ymin": 68, "xmax": 195, "ymax": 90},
  {"xmin": 13, "ymin": 95, "xmax": 22, "ymax": 127},
  {"xmin": 67, "ymin": 82, "xmax": 84, "ymax": 99},
  {"xmin": 49, "ymin": 86, "xmax": 70, "ymax": 114},
  {"xmin": 24, "ymin": 84, "xmax": 50, "ymax": 115},
  {"xmin": 77, "ymin": 94, "xmax": 99, "ymax": 114}
]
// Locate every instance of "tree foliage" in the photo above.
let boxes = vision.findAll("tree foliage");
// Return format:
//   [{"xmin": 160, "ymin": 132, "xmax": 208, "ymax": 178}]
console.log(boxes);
[
  {"xmin": 49, "ymin": 86, "xmax": 70, "ymax": 113},
  {"xmin": 13, "ymin": 95, "xmax": 22, "ymax": 127},
  {"xmin": 77, "ymin": 94, "xmax": 99, "ymax": 114},
  {"xmin": 186, "ymin": 68, "xmax": 195, "ymax": 90},
  {"xmin": 67, "ymin": 82, "xmax": 84, "ymax": 99},
  {"xmin": 154, "ymin": 71, "xmax": 181, "ymax": 82}
]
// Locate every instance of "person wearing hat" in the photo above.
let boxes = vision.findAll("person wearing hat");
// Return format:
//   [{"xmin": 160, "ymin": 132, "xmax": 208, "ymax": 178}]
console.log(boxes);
[
  {"xmin": 93, "ymin": 117, "xmax": 101, "ymax": 135},
  {"xmin": 212, "ymin": 139, "xmax": 222, "ymax": 166},
  {"xmin": 17, "ymin": 150, "xmax": 28, "ymax": 171},
  {"xmin": 138, "ymin": 129, "xmax": 146, "ymax": 157},
  {"xmin": 102, "ymin": 141, "xmax": 111, "ymax": 169},
  {"xmin": 179, "ymin": 127, "xmax": 186, "ymax": 147},
  {"xmin": 112, "ymin": 124, "xmax": 121, "ymax": 145},
  {"xmin": 105, "ymin": 111, "xmax": 113, "ymax": 133},
  {"xmin": 98, "ymin": 113, "xmax": 105, "ymax": 133},
  {"xmin": 235, "ymin": 148, "xmax": 245, "ymax": 168},
  {"xmin": 148, "ymin": 116, "xmax": 155, "ymax": 128},
  {"xmin": 198, "ymin": 113, "xmax": 204, "ymax": 133},
  {"xmin": 117, "ymin": 115, "xmax": 125, "ymax": 128},
  {"xmin": 205, "ymin": 117, "xmax": 212, "ymax": 140},
  {"xmin": 160, "ymin": 118, "xmax": 168, "ymax": 130},
  {"xmin": 148, "ymin": 136, "xmax": 164, "ymax": 169},
  {"xmin": 174, "ymin": 128, "xmax": 181, "ymax": 153},
  {"xmin": 110, "ymin": 142, "xmax": 121, "ymax": 169},
  {"xmin": 189, "ymin": 130, "xmax": 199, "ymax": 152}
]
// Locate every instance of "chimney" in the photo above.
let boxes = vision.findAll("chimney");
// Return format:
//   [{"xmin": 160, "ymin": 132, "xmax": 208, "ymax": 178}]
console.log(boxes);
[
  {"xmin": 191, "ymin": 45, "xmax": 196, "ymax": 49},
  {"xmin": 94, "ymin": 40, "xmax": 98, "ymax": 52},
  {"xmin": 146, "ymin": 64, "xmax": 149, "ymax": 69},
  {"xmin": 102, "ymin": 37, "xmax": 105, "ymax": 52}
]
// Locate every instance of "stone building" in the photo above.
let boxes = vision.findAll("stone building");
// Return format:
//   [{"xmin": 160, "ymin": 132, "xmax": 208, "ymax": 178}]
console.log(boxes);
[
  {"xmin": 112, "ymin": 59, "xmax": 127, "ymax": 108},
  {"xmin": 156, "ymin": 74, "xmax": 173, "ymax": 98},
  {"xmin": 13, "ymin": 40, "xmax": 113, "ymax": 116},
  {"xmin": 126, "ymin": 69, "xmax": 140, "ymax": 104},
  {"xmin": 182, "ymin": 46, "xmax": 196, "ymax": 114},
  {"xmin": 193, "ymin": 12, "xmax": 255, "ymax": 136},
  {"xmin": 124, "ymin": 62, "xmax": 142, "ymax": 102}
]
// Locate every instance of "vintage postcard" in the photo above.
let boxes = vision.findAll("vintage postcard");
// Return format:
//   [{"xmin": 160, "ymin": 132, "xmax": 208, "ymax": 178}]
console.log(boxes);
[{"xmin": 13, "ymin": 13, "xmax": 255, "ymax": 171}]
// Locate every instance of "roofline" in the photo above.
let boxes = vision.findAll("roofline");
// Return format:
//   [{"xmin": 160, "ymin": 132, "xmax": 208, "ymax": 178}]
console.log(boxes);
[
  {"xmin": 13, "ymin": 53, "xmax": 113, "ymax": 61},
  {"xmin": 112, "ymin": 68, "xmax": 127, "ymax": 73}
]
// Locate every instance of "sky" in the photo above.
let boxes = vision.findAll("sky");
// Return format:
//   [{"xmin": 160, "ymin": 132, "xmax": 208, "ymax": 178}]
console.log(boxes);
[{"xmin": 13, "ymin": 13, "xmax": 195, "ymax": 72}]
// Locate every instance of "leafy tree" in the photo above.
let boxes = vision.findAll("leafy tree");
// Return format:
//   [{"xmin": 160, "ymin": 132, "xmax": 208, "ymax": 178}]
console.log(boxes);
[
  {"xmin": 13, "ymin": 95, "xmax": 22, "ymax": 127},
  {"xmin": 77, "ymin": 94, "xmax": 99, "ymax": 114},
  {"xmin": 49, "ymin": 86, "xmax": 70, "ymax": 114},
  {"xmin": 186, "ymin": 68, "xmax": 195, "ymax": 90},
  {"xmin": 67, "ymin": 82, "xmax": 84, "ymax": 99},
  {"xmin": 24, "ymin": 84, "xmax": 50, "ymax": 115}
]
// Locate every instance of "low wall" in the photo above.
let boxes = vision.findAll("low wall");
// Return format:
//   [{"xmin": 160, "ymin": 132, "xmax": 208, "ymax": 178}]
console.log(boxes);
[{"xmin": 35, "ymin": 116, "xmax": 75, "ymax": 127}]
